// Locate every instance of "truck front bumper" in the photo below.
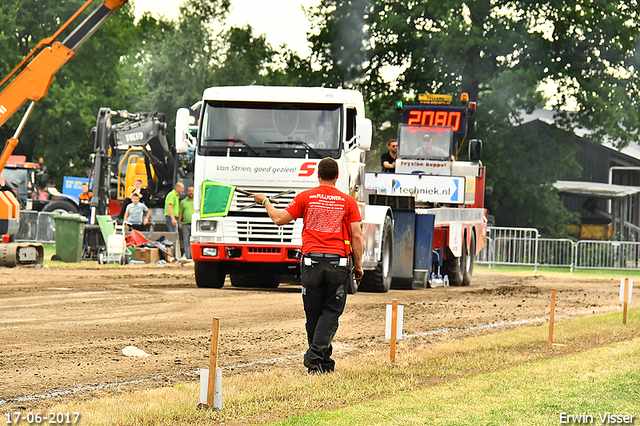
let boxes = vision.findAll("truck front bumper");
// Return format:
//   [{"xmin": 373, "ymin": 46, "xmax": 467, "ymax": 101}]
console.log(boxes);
[{"xmin": 191, "ymin": 243, "xmax": 302, "ymax": 263}]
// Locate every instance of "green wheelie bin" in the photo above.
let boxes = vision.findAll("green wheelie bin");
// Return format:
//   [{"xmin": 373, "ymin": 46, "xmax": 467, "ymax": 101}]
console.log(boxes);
[{"xmin": 52, "ymin": 213, "xmax": 88, "ymax": 262}]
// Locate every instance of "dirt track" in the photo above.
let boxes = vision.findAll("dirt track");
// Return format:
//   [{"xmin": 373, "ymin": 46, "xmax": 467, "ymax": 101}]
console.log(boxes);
[{"xmin": 0, "ymin": 265, "xmax": 625, "ymax": 409}]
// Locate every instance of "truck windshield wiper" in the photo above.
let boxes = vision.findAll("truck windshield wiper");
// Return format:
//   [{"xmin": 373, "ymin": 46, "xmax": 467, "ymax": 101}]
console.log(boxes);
[
  {"xmin": 264, "ymin": 141, "xmax": 322, "ymax": 158},
  {"xmin": 202, "ymin": 138, "xmax": 258, "ymax": 155}
]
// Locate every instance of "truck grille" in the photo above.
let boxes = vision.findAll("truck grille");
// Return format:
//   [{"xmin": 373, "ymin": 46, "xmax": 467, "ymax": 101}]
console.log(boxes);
[
  {"xmin": 231, "ymin": 187, "xmax": 298, "ymax": 213},
  {"xmin": 236, "ymin": 220, "xmax": 296, "ymax": 243}
]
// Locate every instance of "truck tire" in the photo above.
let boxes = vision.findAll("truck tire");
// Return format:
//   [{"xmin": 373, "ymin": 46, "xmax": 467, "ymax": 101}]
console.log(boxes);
[
  {"xmin": 462, "ymin": 232, "xmax": 475, "ymax": 286},
  {"xmin": 195, "ymin": 262, "xmax": 226, "ymax": 288},
  {"xmin": 43, "ymin": 200, "xmax": 78, "ymax": 214},
  {"xmin": 443, "ymin": 233, "xmax": 473, "ymax": 287},
  {"xmin": 359, "ymin": 216, "xmax": 392, "ymax": 293},
  {"xmin": 230, "ymin": 273, "xmax": 279, "ymax": 289}
]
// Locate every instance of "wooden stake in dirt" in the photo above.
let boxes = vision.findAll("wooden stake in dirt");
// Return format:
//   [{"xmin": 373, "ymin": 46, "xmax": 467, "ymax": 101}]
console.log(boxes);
[
  {"xmin": 622, "ymin": 278, "xmax": 629, "ymax": 325},
  {"xmin": 390, "ymin": 299, "xmax": 398, "ymax": 364},
  {"xmin": 207, "ymin": 317, "xmax": 220, "ymax": 407},
  {"xmin": 549, "ymin": 289, "xmax": 556, "ymax": 344}
]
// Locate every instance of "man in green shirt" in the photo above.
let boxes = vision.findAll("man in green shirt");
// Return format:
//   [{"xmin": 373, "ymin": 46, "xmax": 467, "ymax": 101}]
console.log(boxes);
[
  {"xmin": 178, "ymin": 186, "xmax": 195, "ymax": 259},
  {"xmin": 164, "ymin": 182, "xmax": 184, "ymax": 232}
]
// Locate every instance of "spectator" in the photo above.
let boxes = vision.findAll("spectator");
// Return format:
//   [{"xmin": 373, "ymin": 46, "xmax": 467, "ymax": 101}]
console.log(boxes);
[
  {"xmin": 117, "ymin": 178, "xmax": 150, "ymax": 220},
  {"xmin": 179, "ymin": 186, "xmax": 195, "ymax": 259},
  {"xmin": 78, "ymin": 183, "xmax": 92, "ymax": 219},
  {"xmin": 123, "ymin": 193, "xmax": 150, "ymax": 232},
  {"xmin": 380, "ymin": 139, "xmax": 397, "ymax": 173},
  {"xmin": 164, "ymin": 182, "xmax": 184, "ymax": 232}
]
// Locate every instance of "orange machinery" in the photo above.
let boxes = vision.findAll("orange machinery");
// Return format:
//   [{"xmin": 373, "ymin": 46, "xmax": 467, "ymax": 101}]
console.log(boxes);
[{"xmin": 0, "ymin": 0, "xmax": 128, "ymax": 266}]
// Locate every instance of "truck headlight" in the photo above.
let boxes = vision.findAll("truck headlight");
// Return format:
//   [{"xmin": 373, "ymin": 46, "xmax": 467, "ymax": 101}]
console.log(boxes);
[
  {"xmin": 202, "ymin": 247, "xmax": 218, "ymax": 257},
  {"xmin": 198, "ymin": 220, "xmax": 218, "ymax": 232}
]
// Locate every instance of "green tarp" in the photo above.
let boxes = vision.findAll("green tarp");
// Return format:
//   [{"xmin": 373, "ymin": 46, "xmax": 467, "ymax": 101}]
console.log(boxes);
[{"xmin": 200, "ymin": 180, "xmax": 236, "ymax": 217}]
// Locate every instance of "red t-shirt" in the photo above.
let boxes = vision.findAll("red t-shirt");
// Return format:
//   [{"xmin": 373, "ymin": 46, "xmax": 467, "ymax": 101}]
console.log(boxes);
[{"xmin": 285, "ymin": 185, "xmax": 361, "ymax": 256}]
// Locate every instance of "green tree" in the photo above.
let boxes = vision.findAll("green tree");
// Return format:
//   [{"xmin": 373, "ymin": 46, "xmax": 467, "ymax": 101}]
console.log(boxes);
[
  {"xmin": 137, "ymin": 0, "xmax": 326, "ymax": 128},
  {"xmin": 135, "ymin": 0, "xmax": 231, "ymax": 127}
]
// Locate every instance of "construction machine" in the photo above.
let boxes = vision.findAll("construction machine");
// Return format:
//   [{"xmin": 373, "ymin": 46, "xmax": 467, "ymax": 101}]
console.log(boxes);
[
  {"xmin": 89, "ymin": 108, "xmax": 177, "ymax": 220},
  {"xmin": 0, "ymin": 0, "xmax": 129, "ymax": 266}
]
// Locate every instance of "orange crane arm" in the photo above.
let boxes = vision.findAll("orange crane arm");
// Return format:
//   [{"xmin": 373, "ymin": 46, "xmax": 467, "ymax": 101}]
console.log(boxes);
[{"xmin": 0, "ymin": 0, "xmax": 128, "ymax": 173}]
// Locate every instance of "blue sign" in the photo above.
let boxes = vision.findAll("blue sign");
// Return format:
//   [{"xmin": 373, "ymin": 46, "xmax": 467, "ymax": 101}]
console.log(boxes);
[{"xmin": 63, "ymin": 176, "xmax": 91, "ymax": 200}]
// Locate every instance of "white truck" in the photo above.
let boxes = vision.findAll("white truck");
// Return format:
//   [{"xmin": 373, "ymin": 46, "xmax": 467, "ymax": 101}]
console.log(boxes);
[{"xmin": 175, "ymin": 86, "xmax": 392, "ymax": 292}]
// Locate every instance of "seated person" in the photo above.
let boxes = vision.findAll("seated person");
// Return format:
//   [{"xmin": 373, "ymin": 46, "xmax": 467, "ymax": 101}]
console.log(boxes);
[
  {"xmin": 228, "ymin": 115, "xmax": 257, "ymax": 145},
  {"xmin": 117, "ymin": 178, "xmax": 150, "ymax": 220},
  {"xmin": 123, "ymin": 193, "xmax": 150, "ymax": 232},
  {"xmin": 413, "ymin": 134, "xmax": 454, "ymax": 160}
]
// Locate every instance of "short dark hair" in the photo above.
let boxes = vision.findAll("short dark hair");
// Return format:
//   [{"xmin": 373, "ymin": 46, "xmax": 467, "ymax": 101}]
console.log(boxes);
[
  {"xmin": 317, "ymin": 157, "xmax": 339, "ymax": 181},
  {"xmin": 131, "ymin": 193, "xmax": 140, "ymax": 198},
  {"xmin": 388, "ymin": 139, "xmax": 397, "ymax": 146}
]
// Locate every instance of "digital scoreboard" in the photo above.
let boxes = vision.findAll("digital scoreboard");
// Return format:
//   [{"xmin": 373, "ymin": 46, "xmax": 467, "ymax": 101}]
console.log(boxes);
[{"xmin": 402, "ymin": 105, "xmax": 468, "ymax": 135}]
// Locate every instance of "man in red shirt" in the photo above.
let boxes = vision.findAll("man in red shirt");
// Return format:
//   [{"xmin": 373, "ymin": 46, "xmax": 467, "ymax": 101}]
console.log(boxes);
[{"xmin": 253, "ymin": 158, "xmax": 364, "ymax": 373}]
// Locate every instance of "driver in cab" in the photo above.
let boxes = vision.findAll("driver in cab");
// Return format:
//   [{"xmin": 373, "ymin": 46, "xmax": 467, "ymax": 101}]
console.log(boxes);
[
  {"xmin": 413, "ymin": 134, "xmax": 454, "ymax": 160},
  {"xmin": 228, "ymin": 114, "xmax": 257, "ymax": 145}
]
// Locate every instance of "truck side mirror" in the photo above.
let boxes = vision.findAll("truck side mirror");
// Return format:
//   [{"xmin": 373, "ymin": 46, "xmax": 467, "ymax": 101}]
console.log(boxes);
[
  {"xmin": 469, "ymin": 139, "xmax": 482, "ymax": 161},
  {"xmin": 175, "ymin": 108, "xmax": 191, "ymax": 153},
  {"xmin": 355, "ymin": 117, "xmax": 372, "ymax": 151}
]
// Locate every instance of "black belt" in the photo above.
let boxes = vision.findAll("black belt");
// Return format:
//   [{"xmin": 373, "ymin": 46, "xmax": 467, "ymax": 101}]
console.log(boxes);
[{"xmin": 305, "ymin": 253, "xmax": 344, "ymax": 258}]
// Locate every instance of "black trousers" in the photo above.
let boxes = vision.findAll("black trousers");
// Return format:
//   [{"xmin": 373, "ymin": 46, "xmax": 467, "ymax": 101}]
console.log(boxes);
[{"xmin": 300, "ymin": 254, "xmax": 349, "ymax": 372}]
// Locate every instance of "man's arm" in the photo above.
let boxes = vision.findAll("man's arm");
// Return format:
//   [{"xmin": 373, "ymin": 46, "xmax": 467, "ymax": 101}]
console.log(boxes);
[
  {"xmin": 144, "ymin": 207, "xmax": 150, "ymax": 224},
  {"xmin": 252, "ymin": 193, "xmax": 293, "ymax": 226},
  {"xmin": 350, "ymin": 221, "xmax": 364, "ymax": 280},
  {"xmin": 167, "ymin": 203, "xmax": 177, "ymax": 226}
]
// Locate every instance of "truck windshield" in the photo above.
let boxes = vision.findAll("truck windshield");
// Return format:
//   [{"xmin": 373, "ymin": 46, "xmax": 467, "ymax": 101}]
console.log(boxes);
[
  {"xmin": 199, "ymin": 101, "xmax": 342, "ymax": 158},
  {"xmin": 397, "ymin": 125, "xmax": 453, "ymax": 161},
  {"xmin": 1, "ymin": 168, "xmax": 29, "ymax": 196}
]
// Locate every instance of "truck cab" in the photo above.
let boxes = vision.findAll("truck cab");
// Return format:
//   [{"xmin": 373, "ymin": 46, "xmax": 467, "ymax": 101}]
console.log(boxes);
[
  {"xmin": 0, "ymin": 155, "xmax": 48, "ymax": 211},
  {"xmin": 177, "ymin": 86, "xmax": 392, "ymax": 291},
  {"xmin": 365, "ymin": 93, "xmax": 487, "ymax": 287}
]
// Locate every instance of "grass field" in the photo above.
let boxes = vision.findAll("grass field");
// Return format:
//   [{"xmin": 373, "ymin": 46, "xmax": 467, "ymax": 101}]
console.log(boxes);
[
  {"xmin": 475, "ymin": 264, "xmax": 640, "ymax": 279},
  {"xmin": 40, "ymin": 307, "xmax": 639, "ymax": 426}
]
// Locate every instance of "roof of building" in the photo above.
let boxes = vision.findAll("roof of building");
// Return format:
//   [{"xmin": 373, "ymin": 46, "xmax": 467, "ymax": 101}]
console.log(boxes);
[
  {"xmin": 554, "ymin": 180, "xmax": 640, "ymax": 198},
  {"xmin": 518, "ymin": 109, "xmax": 640, "ymax": 161}
]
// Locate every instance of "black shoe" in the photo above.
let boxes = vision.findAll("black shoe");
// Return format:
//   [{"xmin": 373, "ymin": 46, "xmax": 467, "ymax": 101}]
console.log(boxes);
[
  {"xmin": 306, "ymin": 365, "xmax": 323, "ymax": 374},
  {"xmin": 306, "ymin": 365, "xmax": 333, "ymax": 374}
]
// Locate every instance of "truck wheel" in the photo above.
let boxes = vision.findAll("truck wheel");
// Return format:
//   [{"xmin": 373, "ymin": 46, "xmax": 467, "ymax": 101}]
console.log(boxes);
[
  {"xmin": 461, "ymin": 232, "xmax": 475, "ymax": 286},
  {"xmin": 43, "ymin": 200, "xmax": 78, "ymax": 214},
  {"xmin": 443, "ymin": 234, "xmax": 470, "ymax": 286},
  {"xmin": 359, "ymin": 216, "xmax": 392, "ymax": 293},
  {"xmin": 230, "ymin": 273, "xmax": 279, "ymax": 289},
  {"xmin": 195, "ymin": 262, "xmax": 226, "ymax": 288}
]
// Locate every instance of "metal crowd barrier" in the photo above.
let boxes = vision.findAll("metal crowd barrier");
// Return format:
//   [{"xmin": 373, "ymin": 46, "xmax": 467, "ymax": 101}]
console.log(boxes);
[
  {"xmin": 478, "ymin": 226, "xmax": 640, "ymax": 271},
  {"xmin": 481, "ymin": 227, "xmax": 539, "ymax": 272},
  {"xmin": 538, "ymin": 238, "xmax": 575, "ymax": 271},
  {"xmin": 574, "ymin": 240, "xmax": 640, "ymax": 270},
  {"xmin": 15, "ymin": 211, "xmax": 56, "ymax": 244}
]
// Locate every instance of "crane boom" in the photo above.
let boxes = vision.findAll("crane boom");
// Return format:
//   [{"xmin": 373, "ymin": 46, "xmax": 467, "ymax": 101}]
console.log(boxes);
[{"xmin": 0, "ymin": 0, "xmax": 128, "ymax": 172}]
